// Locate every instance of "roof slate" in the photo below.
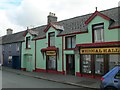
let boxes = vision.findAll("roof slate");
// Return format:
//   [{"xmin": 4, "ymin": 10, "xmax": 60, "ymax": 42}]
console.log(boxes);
[
  {"xmin": 1, "ymin": 7, "xmax": 119, "ymax": 44},
  {"xmin": 2, "ymin": 31, "xmax": 25, "ymax": 44}
]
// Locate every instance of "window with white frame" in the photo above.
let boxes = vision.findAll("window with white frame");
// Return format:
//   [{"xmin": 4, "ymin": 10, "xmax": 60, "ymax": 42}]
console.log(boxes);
[{"xmin": 93, "ymin": 24, "xmax": 104, "ymax": 42}]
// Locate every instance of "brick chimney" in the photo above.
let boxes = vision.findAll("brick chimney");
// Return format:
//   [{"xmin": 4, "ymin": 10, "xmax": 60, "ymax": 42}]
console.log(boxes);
[
  {"xmin": 7, "ymin": 28, "xmax": 13, "ymax": 35},
  {"xmin": 47, "ymin": 12, "xmax": 57, "ymax": 24}
]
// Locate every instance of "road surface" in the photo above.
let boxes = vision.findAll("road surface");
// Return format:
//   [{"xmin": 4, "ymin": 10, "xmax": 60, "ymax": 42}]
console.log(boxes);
[{"xmin": 2, "ymin": 70, "xmax": 98, "ymax": 89}]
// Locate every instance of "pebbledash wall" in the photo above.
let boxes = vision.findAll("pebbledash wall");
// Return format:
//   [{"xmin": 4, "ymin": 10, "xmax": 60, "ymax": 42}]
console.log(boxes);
[{"xmin": 21, "ymin": 7, "xmax": 120, "ymax": 78}]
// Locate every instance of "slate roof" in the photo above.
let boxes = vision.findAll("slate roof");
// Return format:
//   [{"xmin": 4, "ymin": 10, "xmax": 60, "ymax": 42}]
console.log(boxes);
[
  {"xmin": 2, "ymin": 31, "xmax": 25, "ymax": 44},
  {"xmin": 1, "ymin": 7, "xmax": 119, "ymax": 44},
  {"xmin": 34, "ymin": 6, "xmax": 120, "ymax": 38}
]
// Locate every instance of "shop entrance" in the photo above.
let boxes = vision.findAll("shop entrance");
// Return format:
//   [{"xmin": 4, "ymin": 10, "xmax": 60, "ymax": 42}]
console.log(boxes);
[
  {"xmin": 66, "ymin": 55, "xmax": 75, "ymax": 75},
  {"xmin": 46, "ymin": 55, "xmax": 57, "ymax": 70}
]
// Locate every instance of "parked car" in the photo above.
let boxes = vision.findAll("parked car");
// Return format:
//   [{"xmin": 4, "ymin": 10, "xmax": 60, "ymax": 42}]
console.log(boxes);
[{"xmin": 100, "ymin": 66, "xmax": 120, "ymax": 90}]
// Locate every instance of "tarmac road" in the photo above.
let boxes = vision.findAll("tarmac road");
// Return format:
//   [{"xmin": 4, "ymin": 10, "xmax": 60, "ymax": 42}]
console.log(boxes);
[{"xmin": 2, "ymin": 70, "xmax": 98, "ymax": 90}]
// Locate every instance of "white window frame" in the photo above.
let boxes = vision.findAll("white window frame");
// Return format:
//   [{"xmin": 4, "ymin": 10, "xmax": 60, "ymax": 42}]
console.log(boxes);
[{"xmin": 93, "ymin": 24, "xmax": 104, "ymax": 43}]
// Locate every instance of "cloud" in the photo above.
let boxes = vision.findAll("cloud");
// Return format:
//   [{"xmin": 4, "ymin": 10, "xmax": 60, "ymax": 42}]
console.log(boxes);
[
  {"xmin": 0, "ymin": 10, "xmax": 24, "ymax": 36},
  {"xmin": 0, "ymin": 0, "xmax": 119, "ymax": 36},
  {"xmin": 0, "ymin": 0, "xmax": 22, "ymax": 9}
]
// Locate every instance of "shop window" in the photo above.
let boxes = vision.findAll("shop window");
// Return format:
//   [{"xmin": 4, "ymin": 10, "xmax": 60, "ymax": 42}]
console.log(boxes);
[
  {"xmin": 48, "ymin": 32, "xmax": 55, "ymax": 46},
  {"xmin": 109, "ymin": 54, "xmax": 120, "ymax": 70},
  {"xmin": 81, "ymin": 55, "xmax": 92, "ymax": 74},
  {"xmin": 47, "ymin": 56, "xmax": 56, "ymax": 70},
  {"xmin": 93, "ymin": 23, "xmax": 104, "ymax": 43},
  {"xmin": 26, "ymin": 36, "xmax": 30, "ymax": 48},
  {"xmin": 95, "ymin": 55, "xmax": 104, "ymax": 75},
  {"xmin": 65, "ymin": 36, "xmax": 76, "ymax": 49}
]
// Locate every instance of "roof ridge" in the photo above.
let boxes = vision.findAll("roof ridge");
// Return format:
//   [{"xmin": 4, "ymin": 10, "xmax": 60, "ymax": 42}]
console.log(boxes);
[{"xmin": 58, "ymin": 6, "xmax": 119, "ymax": 23}]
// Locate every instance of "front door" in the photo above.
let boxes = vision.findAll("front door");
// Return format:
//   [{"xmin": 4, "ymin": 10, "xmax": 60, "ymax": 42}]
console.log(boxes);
[
  {"xmin": 12, "ymin": 56, "xmax": 20, "ymax": 69},
  {"xmin": 26, "ymin": 55, "xmax": 32, "ymax": 72},
  {"xmin": 66, "ymin": 55, "xmax": 75, "ymax": 75}
]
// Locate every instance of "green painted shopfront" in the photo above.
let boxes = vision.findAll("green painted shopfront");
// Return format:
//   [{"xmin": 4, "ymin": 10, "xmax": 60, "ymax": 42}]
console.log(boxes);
[{"xmin": 20, "ymin": 7, "xmax": 120, "ymax": 79}]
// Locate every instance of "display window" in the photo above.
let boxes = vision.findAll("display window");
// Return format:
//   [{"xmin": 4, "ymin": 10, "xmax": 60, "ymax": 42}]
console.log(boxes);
[
  {"xmin": 109, "ymin": 54, "xmax": 120, "ymax": 70},
  {"xmin": 81, "ymin": 55, "xmax": 92, "ymax": 74},
  {"xmin": 95, "ymin": 55, "xmax": 104, "ymax": 75}
]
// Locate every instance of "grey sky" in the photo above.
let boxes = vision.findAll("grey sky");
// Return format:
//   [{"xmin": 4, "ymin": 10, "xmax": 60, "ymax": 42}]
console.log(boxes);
[{"xmin": 0, "ymin": 0, "xmax": 119, "ymax": 36}]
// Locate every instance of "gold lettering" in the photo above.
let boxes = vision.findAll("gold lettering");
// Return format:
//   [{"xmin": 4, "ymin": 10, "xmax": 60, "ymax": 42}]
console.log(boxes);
[{"xmin": 80, "ymin": 47, "xmax": 120, "ymax": 54}]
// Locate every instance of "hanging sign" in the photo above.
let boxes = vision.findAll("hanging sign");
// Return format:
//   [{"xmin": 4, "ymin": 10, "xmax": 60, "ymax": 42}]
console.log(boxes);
[
  {"xmin": 80, "ymin": 47, "xmax": 120, "ymax": 54},
  {"xmin": 46, "ymin": 51, "xmax": 56, "ymax": 56}
]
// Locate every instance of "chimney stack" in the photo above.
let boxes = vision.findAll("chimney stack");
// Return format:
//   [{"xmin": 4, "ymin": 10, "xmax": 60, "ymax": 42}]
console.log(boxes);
[
  {"xmin": 47, "ymin": 12, "xmax": 57, "ymax": 24},
  {"xmin": 7, "ymin": 28, "xmax": 13, "ymax": 35}
]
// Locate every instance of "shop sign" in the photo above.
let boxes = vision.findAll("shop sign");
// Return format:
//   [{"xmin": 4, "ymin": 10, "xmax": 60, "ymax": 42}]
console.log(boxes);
[
  {"xmin": 80, "ymin": 47, "xmax": 120, "ymax": 54},
  {"xmin": 46, "ymin": 51, "xmax": 56, "ymax": 56}
]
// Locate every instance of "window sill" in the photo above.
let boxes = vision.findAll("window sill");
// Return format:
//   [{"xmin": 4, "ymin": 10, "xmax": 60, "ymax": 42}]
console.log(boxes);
[
  {"xmin": 64, "ymin": 48, "xmax": 75, "ymax": 50},
  {"xmin": 25, "ymin": 48, "xmax": 31, "ymax": 50},
  {"xmin": 94, "ymin": 41, "xmax": 104, "ymax": 43}
]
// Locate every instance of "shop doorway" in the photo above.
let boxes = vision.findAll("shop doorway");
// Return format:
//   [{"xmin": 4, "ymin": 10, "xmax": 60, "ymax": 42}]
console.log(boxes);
[
  {"xmin": 66, "ymin": 55, "xmax": 75, "ymax": 75},
  {"xmin": 46, "ymin": 55, "xmax": 57, "ymax": 71}
]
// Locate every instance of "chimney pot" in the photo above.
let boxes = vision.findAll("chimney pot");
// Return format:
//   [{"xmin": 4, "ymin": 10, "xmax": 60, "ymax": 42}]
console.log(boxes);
[
  {"xmin": 47, "ymin": 12, "xmax": 57, "ymax": 24},
  {"xmin": 6, "ymin": 28, "xmax": 13, "ymax": 35}
]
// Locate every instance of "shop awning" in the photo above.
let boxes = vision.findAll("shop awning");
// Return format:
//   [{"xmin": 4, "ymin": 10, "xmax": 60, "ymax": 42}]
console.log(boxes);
[
  {"xmin": 76, "ymin": 41, "xmax": 120, "ymax": 47},
  {"xmin": 41, "ymin": 46, "xmax": 59, "ymax": 52}
]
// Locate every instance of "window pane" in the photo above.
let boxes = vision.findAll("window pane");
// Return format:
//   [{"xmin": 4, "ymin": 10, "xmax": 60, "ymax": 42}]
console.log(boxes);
[
  {"xmin": 49, "ymin": 33, "xmax": 55, "ymax": 46},
  {"xmin": 50, "ymin": 36, "xmax": 55, "ymax": 46},
  {"xmin": 66, "ymin": 37, "xmax": 71, "ymax": 48},
  {"xmin": 26, "ymin": 37, "xmax": 30, "ymax": 48},
  {"xmin": 66, "ymin": 36, "xmax": 76, "ymax": 49},
  {"xmin": 72, "ymin": 36, "xmax": 76, "ymax": 48},
  {"xmin": 109, "ymin": 54, "xmax": 120, "ymax": 70},
  {"xmin": 95, "ymin": 55, "xmax": 104, "ymax": 75},
  {"xmin": 82, "ymin": 55, "xmax": 92, "ymax": 74},
  {"xmin": 28, "ymin": 37, "xmax": 30, "ymax": 48},
  {"xmin": 116, "ymin": 70, "xmax": 120, "ymax": 77},
  {"xmin": 93, "ymin": 24, "xmax": 104, "ymax": 42}
]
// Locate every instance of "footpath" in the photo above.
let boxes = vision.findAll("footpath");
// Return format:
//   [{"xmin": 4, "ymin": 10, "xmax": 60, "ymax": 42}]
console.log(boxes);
[{"xmin": 2, "ymin": 66, "xmax": 100, "ymax": 89}]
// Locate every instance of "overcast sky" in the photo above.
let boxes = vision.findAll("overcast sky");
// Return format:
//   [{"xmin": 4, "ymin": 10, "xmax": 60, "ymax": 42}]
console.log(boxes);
[{"xmin": 0, "ymin": 0, "xmax": 119, "ymax": 36}]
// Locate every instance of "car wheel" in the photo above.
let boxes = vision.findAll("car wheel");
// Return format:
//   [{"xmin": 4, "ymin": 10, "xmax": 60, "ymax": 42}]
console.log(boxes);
[{"xmin": 105, "ymin": 87, "xmax": 117, "ymax": 90}]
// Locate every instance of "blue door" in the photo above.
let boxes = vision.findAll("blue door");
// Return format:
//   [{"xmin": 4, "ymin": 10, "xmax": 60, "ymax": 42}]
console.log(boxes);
[{"xmin": 12, "ymin": 56, "xmax": 20, "ymax": 69}]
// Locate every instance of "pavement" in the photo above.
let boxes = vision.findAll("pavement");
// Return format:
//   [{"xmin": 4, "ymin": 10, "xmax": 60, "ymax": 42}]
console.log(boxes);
[{"xmin": 2, "ymin": 66, "xmax": 101, "ymax": 89}]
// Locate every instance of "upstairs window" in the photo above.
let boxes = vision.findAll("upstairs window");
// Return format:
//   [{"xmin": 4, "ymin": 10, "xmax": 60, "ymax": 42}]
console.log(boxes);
[
  {"xmin": 65, "ymin": 36, "xmax": 76, "ymax": 49},
  {"xmin": 48, "ymin": 32, "xmax": 55, "ymax": 47},
  {"xmin": 26, "ymin": 36, "xmax": 30, "ymax": 48},
  {"xmin": 93, "ymin": 23, "xmax": 104, "ymax": 43}
]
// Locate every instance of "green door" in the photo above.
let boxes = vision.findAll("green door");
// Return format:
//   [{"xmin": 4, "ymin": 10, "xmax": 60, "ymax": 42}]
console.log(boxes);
[{"xmin": 26, "ymin": 55, "xmax": 33, "ymax": 72}]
